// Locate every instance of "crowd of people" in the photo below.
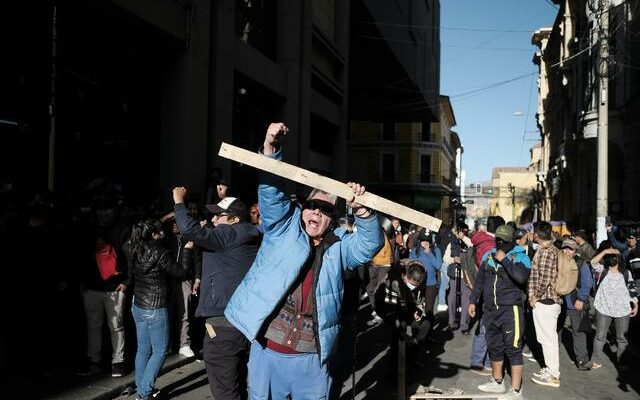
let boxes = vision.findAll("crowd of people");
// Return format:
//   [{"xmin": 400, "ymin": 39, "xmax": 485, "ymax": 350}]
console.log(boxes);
[
  {"xmin": 0, "ymin": 123, "xmax": 639, "ymax": 400},
  {"xmin": 375, "ymin": 215, "xmax": 638, "ymax": 400}
]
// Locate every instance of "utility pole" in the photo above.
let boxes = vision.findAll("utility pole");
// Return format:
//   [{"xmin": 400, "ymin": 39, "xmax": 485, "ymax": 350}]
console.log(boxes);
[{"xmin": 596, "ymin": 0, "xmax": 609, "ymax": 246}]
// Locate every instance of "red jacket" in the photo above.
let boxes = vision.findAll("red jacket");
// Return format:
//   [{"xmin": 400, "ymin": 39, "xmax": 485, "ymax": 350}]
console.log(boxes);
[{"xmin": 471, "ymin": 231, "xmax": 495, "ymax": 268}]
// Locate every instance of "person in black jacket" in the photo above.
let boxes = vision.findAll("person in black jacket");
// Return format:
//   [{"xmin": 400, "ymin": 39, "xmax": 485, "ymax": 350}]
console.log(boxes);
[
  {"xmin": 468, "ymin": 225, "xmax": 531, "ymax": 399},
  {"xmin": 129, "ymin": 219, "xmax": 191, "ymax": 400},
  {"xmin": 173, "ymin": 187, "xmax": 261, "ymax": 400}
]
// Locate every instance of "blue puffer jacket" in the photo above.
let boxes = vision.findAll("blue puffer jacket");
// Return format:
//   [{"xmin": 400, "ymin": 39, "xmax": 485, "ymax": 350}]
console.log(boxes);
[
  {"xmin": 469, "ymin": 245, "xmax": 531, "ymax": 308},
  {"xmin": 225, "ymin": 147, "xmax": 384, "ymax": 364}
]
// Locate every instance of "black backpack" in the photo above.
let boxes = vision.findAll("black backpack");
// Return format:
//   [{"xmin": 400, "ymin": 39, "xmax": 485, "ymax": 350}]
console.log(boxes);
[{"xmin": 595, "ymin": 267, "xmax": 639, "ymax": 299}]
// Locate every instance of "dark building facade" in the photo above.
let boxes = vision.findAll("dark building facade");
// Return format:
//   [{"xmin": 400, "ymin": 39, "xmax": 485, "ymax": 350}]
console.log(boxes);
[
  {"xmin": 2, "ymin": 0, "xmax": 352, "ymax": 206},
  {"xmin": 348, "ymin": 0, "xmax": 447, "ymax": 223}
]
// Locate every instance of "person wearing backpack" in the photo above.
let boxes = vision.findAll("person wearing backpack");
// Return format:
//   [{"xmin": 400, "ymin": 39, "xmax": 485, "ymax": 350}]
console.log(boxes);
[
  {"xmin": 589, "ymin": 245, "xmax": 639, "ymax": 370},
  {"xmin": 78, "ymin": 224, "xmax": 130, "ymax": 378},
  {"xmin": 527, "ymin": 221, "xmax": 562, "ymax": 388},
  {"xmin": 468, "ymin": 225, "xmax": 531, "ymax": 399},
  {"xmin": 468, "ymin": 216, "xmax": 505, "ymax": 376},
  {"xmin": 559, "ymin": 239, "xmax": 593, "ymax": 371}
]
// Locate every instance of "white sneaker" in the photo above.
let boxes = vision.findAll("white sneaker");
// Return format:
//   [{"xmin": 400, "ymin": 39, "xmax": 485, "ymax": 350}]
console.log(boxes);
[
  {"xmin": 498, "ymin": 388, "xmax": 523, "ymax": 400},
  {"xmin": 478, "ymin": 378, "xmax": 506, "ymax": 393},
  {"xmin": 179, "ymin": 346, "xmax": 195, "ymax": 358},
  {"xmin": 532, "ymin": 367, "xmax": 549, "ymax": 379},
  {"xmin": 436, "ymin": 304, "xmax": 448, "ymax": 312}
]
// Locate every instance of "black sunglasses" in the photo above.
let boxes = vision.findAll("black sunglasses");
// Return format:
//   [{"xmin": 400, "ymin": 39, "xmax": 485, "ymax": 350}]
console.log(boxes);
[{"xmin": 302, "ymin": 199, "xmax": 336, "ymax": 217}]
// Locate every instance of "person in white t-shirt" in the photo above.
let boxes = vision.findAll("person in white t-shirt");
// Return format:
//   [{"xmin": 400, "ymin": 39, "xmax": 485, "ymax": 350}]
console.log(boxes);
[{"xmin": 589, "ymin": 245, "xmax": 638, "ymax": 370}]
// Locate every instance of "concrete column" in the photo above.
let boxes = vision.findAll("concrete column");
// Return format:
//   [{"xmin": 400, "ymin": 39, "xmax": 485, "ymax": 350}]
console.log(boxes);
[
  {"xmin": 277, "ymin": 0, "xmax": 303, "ymax": 167},
  {"xmin": 298, "ymin": 0, "xmax": 313, "ymax": 169},
  {"xmin": 334, "ymin": 0, "xmax": 350, "ymax": 181},
  {"xmin": 159, "ymin": 0, "xmax": 211, "ymax": 199},
  {"xmin": 208, "ymin": 0, "xmax": 236, "ymax": 185}
]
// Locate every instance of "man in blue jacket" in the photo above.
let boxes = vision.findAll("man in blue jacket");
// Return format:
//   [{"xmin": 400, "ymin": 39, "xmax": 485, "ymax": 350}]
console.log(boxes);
[
  {"xmin": 560, "ymin": 238, "xmax": 593, "ymax": 371},
  {"xmin": 173, "ymin": 188, "xmax": 261, "ymax": 400},
  {"xmin": 469, "ymin": 225, "xmax": 531, "ymax": 400},
  {"xmin": 225, "ymin": 122, "xmax": 384, "ymax": 400}
]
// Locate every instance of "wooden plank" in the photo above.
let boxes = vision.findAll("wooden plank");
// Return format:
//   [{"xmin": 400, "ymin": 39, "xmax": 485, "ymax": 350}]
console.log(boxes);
[{"xmin": 218, "ymin": 142, "xmax": 442, "ymax": 232}]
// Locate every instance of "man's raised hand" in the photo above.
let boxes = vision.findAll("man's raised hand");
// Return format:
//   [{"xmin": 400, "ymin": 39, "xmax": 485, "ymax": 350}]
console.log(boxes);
[
  {"xmin": 263, "ymin": 122, "xmax": 289, "ymax": 156},
  {"xmin": 173, "ymin": 187, "xmax": 187, "ymax": 204}
]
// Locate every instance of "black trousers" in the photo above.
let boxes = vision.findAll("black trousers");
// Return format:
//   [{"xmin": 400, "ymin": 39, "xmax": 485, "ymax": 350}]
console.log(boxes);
[{"xmin": 203, "ymin": 325, "xmax": 250, "ymax": 400}]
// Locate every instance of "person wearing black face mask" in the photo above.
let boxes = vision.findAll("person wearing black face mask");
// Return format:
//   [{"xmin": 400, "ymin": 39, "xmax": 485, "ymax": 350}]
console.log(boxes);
[
  {"xmin": 469, "ymin": 225, "xmax": 532, "ymax": 398},
  {"xmin": 589, "ymin": 244, "xmax": 638, "ymax": 370}
]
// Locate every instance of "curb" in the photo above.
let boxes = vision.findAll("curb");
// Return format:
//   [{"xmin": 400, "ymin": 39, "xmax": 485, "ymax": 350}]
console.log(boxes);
[{"xmin": 50, "ymin": 355, "xmax": 198, "ymax": 400}]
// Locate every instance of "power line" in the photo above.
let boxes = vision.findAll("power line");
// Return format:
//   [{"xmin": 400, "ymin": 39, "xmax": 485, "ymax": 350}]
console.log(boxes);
[
  {"xmin": 354, "ymin": 35, "xmax": 533, "ymax": 51},
  {"xmin": 352, "ymin": 20, "xmax": 534, "ymax": 33},
  {"xmin": 450, "ymin": 72, "xmax": 536, "ymax": 99}
]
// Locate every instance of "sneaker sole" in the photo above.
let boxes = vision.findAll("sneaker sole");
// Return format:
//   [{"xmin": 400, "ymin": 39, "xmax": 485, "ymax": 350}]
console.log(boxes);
[
  {"xmin": 469, "ymin": 369, "xmax": 493, "ymax": 376},
  {"xmin": 477, "ymin": 387, "xmax": 507, "ymax": 394},
  {"xmin": 531, "ymin": 376, "xmax": 560, "ymax": 387}
]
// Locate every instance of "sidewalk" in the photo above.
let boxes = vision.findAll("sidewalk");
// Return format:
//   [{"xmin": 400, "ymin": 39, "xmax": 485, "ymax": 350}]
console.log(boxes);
[{"xmin": 12, "ymin": 354, "xmax": 198, "ymax": 400}]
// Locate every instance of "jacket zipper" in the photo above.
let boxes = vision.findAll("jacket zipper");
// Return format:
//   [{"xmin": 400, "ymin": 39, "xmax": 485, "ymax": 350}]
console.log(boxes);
[{"xmin": 493, "ymin": 274, "xmax": 499, "ymax": 309}]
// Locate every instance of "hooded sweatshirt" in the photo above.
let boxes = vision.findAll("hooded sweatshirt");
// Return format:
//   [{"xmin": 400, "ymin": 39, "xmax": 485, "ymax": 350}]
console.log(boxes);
[{"xmin": 469, "ymin": 245, "xmax": 531, "ymax": 308}]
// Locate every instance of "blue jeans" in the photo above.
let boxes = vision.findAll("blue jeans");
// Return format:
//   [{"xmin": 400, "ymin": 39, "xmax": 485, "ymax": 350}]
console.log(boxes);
[
  {"xmin": 470, "ymin": 317, "xmax": 490, "ymax": 369},
  {"xmin": 248, "ymin": 341, "xmax": 331, "ymax": 399},
  {"xmin": 132, "ymin": 304, "xmax": 169, "ymax": 399},
  {"xmin": 591, "ymin": 311, "xmax": 630, "ymax": 364},
  {"xmin": 438, "ymin": 262, "xmax": 449, "ymax": 306}
]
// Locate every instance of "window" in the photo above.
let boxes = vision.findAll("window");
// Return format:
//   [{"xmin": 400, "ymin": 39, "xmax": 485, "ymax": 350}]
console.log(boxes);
[
  {"xmin": 421, "ymin": 123, "xmax": 432, "ymax": 142},
  {"xmin": 310, "ymin": 114, "xmax": 337, "ymax": 156},
  {"xmin": 382, "ymin": 122, "xmax": 397, "ymax": 141},
  {"xmin": 381, "ymin": 153, "xmax": 396, "ymax": 182},
  {"xmin": 420, "ymin": 154, "xmax": 431, "ymax": 183}
]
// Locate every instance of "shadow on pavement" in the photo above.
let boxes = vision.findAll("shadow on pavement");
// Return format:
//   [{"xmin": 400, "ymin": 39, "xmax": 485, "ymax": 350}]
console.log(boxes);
[{"xmin": 157, "ymin": 368, "xmax": 208, "ymax": 398}]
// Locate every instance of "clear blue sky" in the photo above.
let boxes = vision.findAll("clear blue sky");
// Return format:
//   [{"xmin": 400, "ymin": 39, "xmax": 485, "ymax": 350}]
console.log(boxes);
[{"xmin": 440, "ymin": 0, "xmax": 558, "ymax": 183}]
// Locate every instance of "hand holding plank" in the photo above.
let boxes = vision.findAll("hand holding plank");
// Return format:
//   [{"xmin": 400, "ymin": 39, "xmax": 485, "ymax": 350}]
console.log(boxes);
[{"xmin": 218, "ymin": 125, "xmax": 442, "ymax": 232}]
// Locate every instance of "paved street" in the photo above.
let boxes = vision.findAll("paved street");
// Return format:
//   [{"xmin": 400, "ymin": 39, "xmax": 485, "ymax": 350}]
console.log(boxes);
[{"xmin": 113, "ymin": 308, "xmax": 640, "ymax": 400}]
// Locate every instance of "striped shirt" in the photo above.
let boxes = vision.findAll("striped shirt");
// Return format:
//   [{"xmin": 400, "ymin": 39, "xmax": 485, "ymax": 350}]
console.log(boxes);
[{"xmin": 528, "ymin": 240, "xmax": 561, "ymax": 304}]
